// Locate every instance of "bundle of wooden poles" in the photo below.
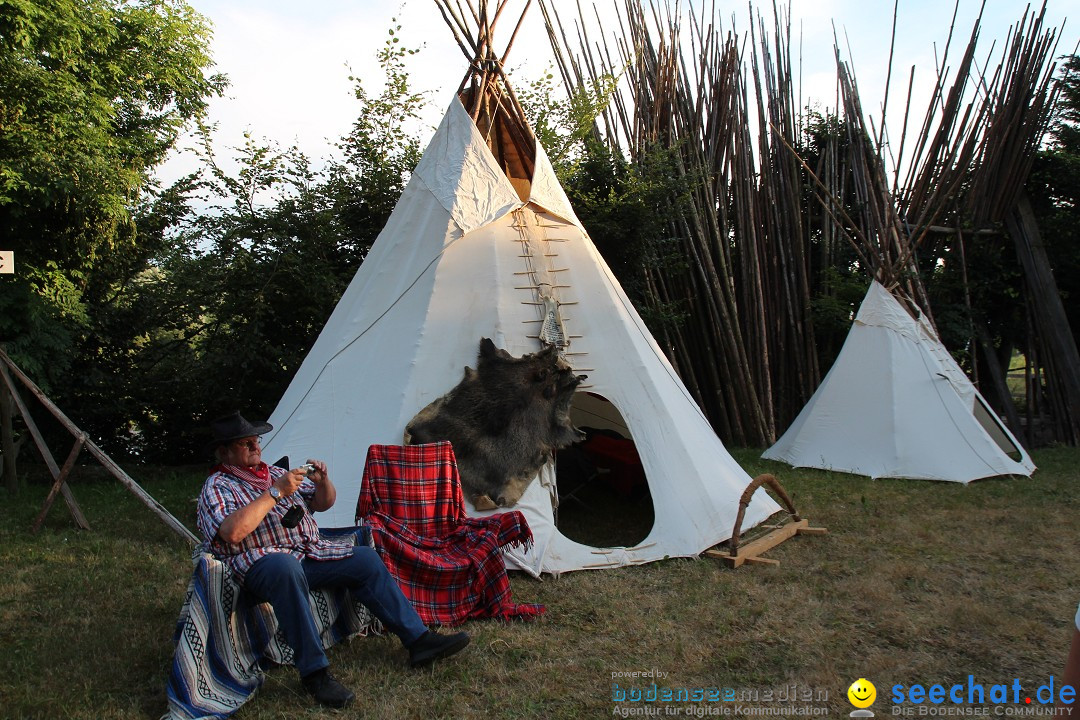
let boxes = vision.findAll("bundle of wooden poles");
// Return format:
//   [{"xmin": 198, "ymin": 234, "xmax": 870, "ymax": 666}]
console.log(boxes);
[
  {"xmin": 435, "ymin": 0, "xmax": 538, "ymax": 189},
  {"xmin": 537, "ymin": 0, "xmax": 1078, "ymax": 447}
]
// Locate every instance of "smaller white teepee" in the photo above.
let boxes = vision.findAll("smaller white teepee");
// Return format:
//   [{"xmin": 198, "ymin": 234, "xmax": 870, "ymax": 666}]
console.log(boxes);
[{"xmin": 762, "ymin": 281, "xmax": 1035, "ymax": 482}]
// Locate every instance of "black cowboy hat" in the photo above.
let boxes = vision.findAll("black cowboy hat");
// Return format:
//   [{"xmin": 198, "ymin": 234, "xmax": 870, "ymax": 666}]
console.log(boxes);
[{"xmin": 204, "ymin": 411, "xmax": 273, "ymax": 453}]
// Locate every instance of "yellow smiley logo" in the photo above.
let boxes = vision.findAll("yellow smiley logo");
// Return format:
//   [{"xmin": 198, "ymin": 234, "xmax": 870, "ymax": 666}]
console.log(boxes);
[{"xmin": 847, "ymin": 678, "xmax": 877, "ymax": 708}]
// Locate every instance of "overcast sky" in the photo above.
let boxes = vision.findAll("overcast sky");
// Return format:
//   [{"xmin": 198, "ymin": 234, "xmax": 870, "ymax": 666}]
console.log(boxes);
[{"xmin": 157, "ymin": 0, "xmax": 1077, "ymax": 187}]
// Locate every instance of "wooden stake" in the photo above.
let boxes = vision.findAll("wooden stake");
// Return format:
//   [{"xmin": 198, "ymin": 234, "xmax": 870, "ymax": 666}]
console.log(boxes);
[
  {"xmin": 1, "ymin": 374, "xmax": 15, "ymax": 494},
  {"xmin": 0, "ymin": 360, "xmax": 90, "ymax": 530},
  {"xmin": 31, "ymin": 433, "xmax": 86, "ymax": 533}
]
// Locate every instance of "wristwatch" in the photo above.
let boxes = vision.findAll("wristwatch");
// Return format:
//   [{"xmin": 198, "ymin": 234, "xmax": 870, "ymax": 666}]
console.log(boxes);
[{"xmin": 268, "ymin": 486, "xmax": 282, "ymax": 503}]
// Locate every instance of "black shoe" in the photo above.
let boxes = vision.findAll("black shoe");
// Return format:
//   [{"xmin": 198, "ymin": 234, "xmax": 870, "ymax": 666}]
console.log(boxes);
[
  {"xmin": 300, "ymin": 668, "xmax": 355, "ymax": 708},
  {"xmin": 408, "ymin": 629, "xmax": 471, "ymax": 668}
]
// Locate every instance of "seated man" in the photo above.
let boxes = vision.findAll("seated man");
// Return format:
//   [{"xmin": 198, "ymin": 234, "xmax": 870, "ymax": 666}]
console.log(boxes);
[{"xmin": 198, "ymin": 411, "xmax": 470, "ymax": 709}]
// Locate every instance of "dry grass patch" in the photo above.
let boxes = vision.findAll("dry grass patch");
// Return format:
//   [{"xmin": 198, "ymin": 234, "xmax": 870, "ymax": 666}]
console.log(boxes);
[{"xmin": 0, "ymin": 447, "xmax": 1077, "ymax": 719}]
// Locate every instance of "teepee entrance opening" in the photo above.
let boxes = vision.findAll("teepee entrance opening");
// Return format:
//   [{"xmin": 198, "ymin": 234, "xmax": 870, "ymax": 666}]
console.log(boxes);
[
  {"xmin": 554, "ymin": 392, "xmax": 655, "ymax": 549},
  {"xmin": 972, "ymin": 393, "xmax": 1025, "ymax": 461}
]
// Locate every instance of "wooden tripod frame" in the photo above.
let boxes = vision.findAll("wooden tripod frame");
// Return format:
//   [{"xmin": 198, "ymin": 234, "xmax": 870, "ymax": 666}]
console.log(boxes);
[{"xmin": 0, "ymin": 346, "xmax": 197, "ymax": 544}]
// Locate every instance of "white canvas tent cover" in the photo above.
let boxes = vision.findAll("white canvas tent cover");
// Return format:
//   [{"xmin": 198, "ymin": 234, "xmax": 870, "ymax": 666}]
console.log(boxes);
[
  {"xmin": 263, "ymin": 97, "xmax": 780, "ymax": 574},
  {"xmin": 762, "ymin": 280, "xmax": 1035, "ymax": 482}
]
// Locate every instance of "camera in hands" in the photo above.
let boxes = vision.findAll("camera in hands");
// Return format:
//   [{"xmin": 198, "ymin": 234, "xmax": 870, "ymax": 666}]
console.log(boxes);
[
  {"xmin": 281, "ymin": 464, "xmax": 315, "ymax": 529},
  {"xmin": 281, "ymin": 505, "xmax": 305, "ymax": 528}
]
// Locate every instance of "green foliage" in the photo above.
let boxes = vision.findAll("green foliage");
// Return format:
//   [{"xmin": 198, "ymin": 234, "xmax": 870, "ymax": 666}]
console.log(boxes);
[
  {"xmin": 0, "ymin": 0, "xmax": 224, "ymax": 391},
  {"xmin": 57, "ymin": 23, "xmax": 431, "ymax": 462},
  {"xmin": 514, "ymin": 68, "xmax": 618, "ymax": 171},
  {"xmin": 563, "ymin": 138, "xmax": 692, "ymax": 335},
  {"xmin": 0, "ymin": 0, "xmax": 224, "ymax": 265},
  {"xmin": 809, "ymin": 266, "xmax": 867, "ymax": 368},
  {"xmin": 516, "ymin": 71, "xmax": 691, "ymax": 336},
  {"xmin": 328, "ymin": 21, "xmax": 425, "ymax": 252},
  {"xmin": 1050, "ymin": 54, "xmax": 1080, "ymax": 149},
  {"xmin": 71, "ymin": 127, "xmax": 351, "ymax": 459},
  {"xmin": 790, "ymin": 108, "xmax": 870, "ymax": 369},
  {"xmin": 926, "ymin": 234, "xmax": 1027, "ymax": 371},
  {"xmin": 0, "ymin": 263, "xmax": 87, "ymax": 384}
]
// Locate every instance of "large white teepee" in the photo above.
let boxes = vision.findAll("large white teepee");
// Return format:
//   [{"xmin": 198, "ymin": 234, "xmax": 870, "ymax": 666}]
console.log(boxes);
[
  {"xmin": 262, "ymin": 96, "xmax": 780, "ymax": 574},
  {"xmin": 763, "ymin": 280, "xmax": 1035, "ymax": 482}
]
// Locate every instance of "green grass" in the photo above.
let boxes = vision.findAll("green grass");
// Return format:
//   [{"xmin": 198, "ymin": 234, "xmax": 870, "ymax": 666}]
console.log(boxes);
[
  {"xmin": 1006, "ymin": 352, "xmax": 1028, "ymax": 409},
  {"xmin": 1, "ymin": 449, "xmax": 1078, "ymax": 719}
]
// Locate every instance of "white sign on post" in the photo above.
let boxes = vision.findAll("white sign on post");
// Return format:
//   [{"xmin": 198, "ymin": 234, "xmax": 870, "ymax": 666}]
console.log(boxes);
[{"xmin": 0, "ymin": 251, "xmax": 12, "ymax": 274}]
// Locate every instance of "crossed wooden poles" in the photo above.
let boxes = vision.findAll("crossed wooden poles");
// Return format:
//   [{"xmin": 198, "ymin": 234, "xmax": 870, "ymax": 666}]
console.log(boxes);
[{"xmin": 0, "ymin": 346, "xmax": 197, "ymax": 544}]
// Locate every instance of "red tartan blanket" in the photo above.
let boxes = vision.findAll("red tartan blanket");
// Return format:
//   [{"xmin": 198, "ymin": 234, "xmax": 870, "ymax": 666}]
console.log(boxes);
[{"xmin": 355, "ymin": 442, "xmax": 545, "ymax": 625}]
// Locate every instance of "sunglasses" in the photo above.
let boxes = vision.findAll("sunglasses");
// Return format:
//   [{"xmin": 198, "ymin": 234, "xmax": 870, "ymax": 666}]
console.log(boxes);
[{"xmin": 234, "ymin": 437, "xmax": 262, "ymax": 451}]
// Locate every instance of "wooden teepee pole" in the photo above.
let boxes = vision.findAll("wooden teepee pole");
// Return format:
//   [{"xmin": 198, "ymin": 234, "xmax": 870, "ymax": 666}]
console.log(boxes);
[{"xmin": 1, "ymin": 377, "xmax": 16, "ymax": 494}]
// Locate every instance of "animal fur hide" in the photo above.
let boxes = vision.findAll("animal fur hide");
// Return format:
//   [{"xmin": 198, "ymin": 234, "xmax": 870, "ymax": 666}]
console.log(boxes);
[{"xmin": 404, "ymin": 338, "xmax": 586, "ymax": 509}]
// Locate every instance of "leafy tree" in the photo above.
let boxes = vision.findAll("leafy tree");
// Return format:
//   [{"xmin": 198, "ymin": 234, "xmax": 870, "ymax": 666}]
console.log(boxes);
[
  {"xmin": 0, "ymin": 0, "xmax": 224, "ymax": 386},
  {"xmin": 560, "ymin": 138, "xmax": 691, "ymax": 330},
  {"xmin": 513, "ymin": 67, "xmax": 618, "ymax": 172},
  {"xmin": 325, "ymin": 21, "xmax": 426, "ymax": 263},
  {"xmin": 795, "ymin": 108, "xmax": 870, "ymax": 370},
  {"xmin": 69, "ymin": 125, "xmax": 351, "ymax": 460},
  {"xmin": 73, "ymin": 25, "xmax": 432, "ymax": 461}
]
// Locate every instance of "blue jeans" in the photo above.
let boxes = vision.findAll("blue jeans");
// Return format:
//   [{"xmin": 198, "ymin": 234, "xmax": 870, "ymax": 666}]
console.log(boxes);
[{"xmin": 244, "ymin": 547, "xmax": 429, "ymax": 676}]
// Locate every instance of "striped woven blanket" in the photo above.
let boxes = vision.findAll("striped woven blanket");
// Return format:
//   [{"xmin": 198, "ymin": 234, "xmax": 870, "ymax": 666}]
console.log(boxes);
[{"xmin": 162, "ymin": 535, "xmax": 382, "ymax": 719}]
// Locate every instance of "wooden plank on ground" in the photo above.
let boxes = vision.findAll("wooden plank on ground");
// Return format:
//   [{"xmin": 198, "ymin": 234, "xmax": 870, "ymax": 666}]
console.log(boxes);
[{"xmin": 706, "ymin": 519, "xmax": 828, "ymax": 568}]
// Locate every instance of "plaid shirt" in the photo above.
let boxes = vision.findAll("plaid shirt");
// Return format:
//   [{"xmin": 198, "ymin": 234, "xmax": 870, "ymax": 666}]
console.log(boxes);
[{"xmin": 197, "ymin": 464, "xmax": 354, "ymax": 584}]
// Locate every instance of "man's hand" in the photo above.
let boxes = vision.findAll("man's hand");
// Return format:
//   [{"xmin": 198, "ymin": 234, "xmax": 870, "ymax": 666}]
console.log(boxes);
[
  {"xmin": 301, "ymin": 459, "xmax": 336, "ymax": 512},
  {"xmin": 300, "ymin": 460, "xmax": 329, "ymax": 484},
  {"xmin": 275, "ymin": 467, "xmax": 306, "ymax": 497},
  {"xmin": 217, "ymin": 468, "xmax": 301, "ymax": 544}
]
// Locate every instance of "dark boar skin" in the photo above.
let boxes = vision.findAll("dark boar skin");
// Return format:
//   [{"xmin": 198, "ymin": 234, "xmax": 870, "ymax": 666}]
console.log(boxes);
[{"xmin": 404, "ymin": 338, "xmax": 587, "ymax": 509}]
